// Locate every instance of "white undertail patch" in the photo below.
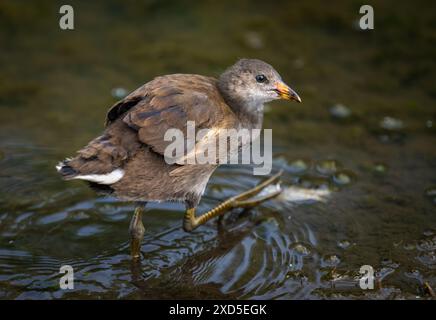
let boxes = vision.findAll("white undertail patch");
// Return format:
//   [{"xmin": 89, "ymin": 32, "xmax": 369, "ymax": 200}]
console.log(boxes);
[{"xmin": 73, "ymin": 169, "xmax": 125, "ymax": 185}]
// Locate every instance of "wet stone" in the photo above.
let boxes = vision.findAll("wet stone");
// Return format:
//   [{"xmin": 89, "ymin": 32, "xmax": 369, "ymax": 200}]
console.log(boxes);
[
  {"xmin": 403, "ymin": 243, "xmax": 416, "ymax": 251},
  {"xmin": 404, "ymin": 269, "xmax": 422, "ymax": 280},
  {"xmin": 373, "ymin": 163, "xmax": 387, "ymax": 174},
  {"xmin": 288, "ymin": 159, "xmax": 308, "ymax": 174},
  {"xmin": 299, "ymin": 176, "xmax": 330, "ymax": 190},
  {"xmin": 380, "ymin": 116, "xmax": 404, "ymax": 131},
  {"xmin": 337, "ymin": 240, "xmax": 351, "ymax": 249},
  {"xmin": 316, "ymin": 159, "xmax": 341, "ymax": 176},
  {"xmin": 322, "ymin": 254, "xmax": 341, "ymax": 267},
  {"xmin": 292, "ymin": 243, "xmax": 310, "ymax": 256},
  {"xmin": 423, "ymin": 230, "xmax": 434, "ymax": 237},
  {"xmin": 286, "ymin": 271, "xmax": 308, "ymax": 283},
  {"xmin": 329, "ymin": 104, "xmax": 351, "ymax": 119},
  {"xmin": 417, "ymin": 238, "xmax": 436, "ymax": 251},
  {"xmin": 417, "ymin": 252, "xmax": 436, "ymax": 268},
  {"xmin": 381, "ymin": 258, "xmax": 399, "ymax": 269},
  {"xmin": 332, "ymin": 171, "xmax": 353, "ymax": 186}
]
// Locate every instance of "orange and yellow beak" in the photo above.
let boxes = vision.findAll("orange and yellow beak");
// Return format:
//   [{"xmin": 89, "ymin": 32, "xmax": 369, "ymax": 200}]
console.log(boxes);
[{"xmin": 274, "ymin": 81, "xmax": 302, "ymax": 103}]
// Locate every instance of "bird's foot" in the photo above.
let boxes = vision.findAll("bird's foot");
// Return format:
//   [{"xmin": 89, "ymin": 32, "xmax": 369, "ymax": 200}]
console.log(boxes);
[
  {"xmin": 228, "ymin": 169, "xmax": 283, "ymax": 208},
  {"xmin": 183, "ymin": 170, "xmax": 283, "ymax": 231}
]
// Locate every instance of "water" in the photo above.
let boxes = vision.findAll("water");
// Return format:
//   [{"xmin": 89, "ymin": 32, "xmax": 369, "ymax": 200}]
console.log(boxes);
[{"xmin": 0, "ymin": 0, "xmax": 435, "ymax": 299}]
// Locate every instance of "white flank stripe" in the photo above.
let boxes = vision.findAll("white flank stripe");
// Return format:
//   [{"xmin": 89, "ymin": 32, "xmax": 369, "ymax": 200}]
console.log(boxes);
[{"xmin": 74, "ymin": 169, "xmax": 125, "ymax": 185}]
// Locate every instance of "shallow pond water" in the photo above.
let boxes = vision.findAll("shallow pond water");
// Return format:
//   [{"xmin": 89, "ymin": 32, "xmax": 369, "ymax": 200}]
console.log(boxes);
[{"xmin": 0, "ymin": 1, "xmax": 435, "ymax": 299}]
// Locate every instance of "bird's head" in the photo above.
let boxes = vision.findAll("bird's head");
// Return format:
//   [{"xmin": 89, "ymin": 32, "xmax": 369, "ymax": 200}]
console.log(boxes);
[{"xmin": 218, "ymin": 59, "xmax": 301, "ymax": 110}]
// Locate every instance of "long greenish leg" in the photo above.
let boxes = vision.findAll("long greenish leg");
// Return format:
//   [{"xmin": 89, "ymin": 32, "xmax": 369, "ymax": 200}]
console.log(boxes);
[
  {"xmin": 227, "ymin": 170, "xmax": 283, "ymax": 201},
  {"xmin": 232, "ymin": 189, "xmax": 282, "ymax": 208},
  {"xmin": 129, "ymin": 206, "xmax": 145, "ymax": 259},
  {"xmin": 183, "ymin": 170, "xmax": 283, "ymax": 232}
]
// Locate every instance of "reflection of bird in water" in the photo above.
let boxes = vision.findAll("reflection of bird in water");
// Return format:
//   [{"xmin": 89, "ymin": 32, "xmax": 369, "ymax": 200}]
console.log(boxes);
[
  {"xmin": 129, "ymin": 218, "xmax": 252, "ymax": 299},
  {"xmin": 56, "ymin": 59, "xmax": 301, "ymax": 259}
]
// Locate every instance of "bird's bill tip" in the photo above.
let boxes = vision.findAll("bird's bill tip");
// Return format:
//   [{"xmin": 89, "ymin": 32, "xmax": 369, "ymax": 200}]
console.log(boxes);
[{"xmin": 275, "ymin": 81, "xmax": 302, "ymax": 103}]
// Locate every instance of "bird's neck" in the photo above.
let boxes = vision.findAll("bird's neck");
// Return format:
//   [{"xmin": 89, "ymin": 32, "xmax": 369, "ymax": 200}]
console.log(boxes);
[
  {"xmin": 216, "ymin": 80, "xmax": 264, "ymax": 129},
  {"xmin": 235, "ymin": 101, "xmax": 264, "ymax": 130},
  {"xmin": 219, "ymin": 92, "xmax": 264, "ymax": 130}
]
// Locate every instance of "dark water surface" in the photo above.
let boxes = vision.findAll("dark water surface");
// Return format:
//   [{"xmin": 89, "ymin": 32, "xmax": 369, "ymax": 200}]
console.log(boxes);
[{"xmin": 0, "ymin": 1, "xmax": 435, "ymax": 299}]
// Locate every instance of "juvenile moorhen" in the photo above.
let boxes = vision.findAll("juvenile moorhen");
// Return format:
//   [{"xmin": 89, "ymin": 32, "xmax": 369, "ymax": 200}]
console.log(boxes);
[{"xmin": 56, "ymin": 59, "xmax": 301, "ymax": 259}]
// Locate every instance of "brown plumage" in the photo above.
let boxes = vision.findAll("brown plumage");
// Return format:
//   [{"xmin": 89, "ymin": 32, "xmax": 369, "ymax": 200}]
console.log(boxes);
[{"xmin": 57, "ymin": 59, "xmax": 301, "ymax": 209}]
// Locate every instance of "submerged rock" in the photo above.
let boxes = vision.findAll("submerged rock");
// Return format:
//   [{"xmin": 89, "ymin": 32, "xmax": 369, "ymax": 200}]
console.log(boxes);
[
  {"xmin": 373, "ymin": 163, "xmax": 388, "ymax": 174},
  {"xmin": 403, "ymin": 243, "xmax": 416, "ymax": 251},
  {"xmin": 381, "ymin": 258, "xmax": 399, "ymax": 269},
  {"xmin": 332, "ymin": 171, "xmax": 353, "ymax": 186},
  {"xmin": 322, "ymin": 254, "xmax": 341, "ymax": 267},
  {"xmin": 288, "ymin": 159, "xmax": 308, "ymax": 174},
  {"xmin": 423, "ymin": 229, "xmax": 434, "ymax": 237},
  {"xmin": 417, "ymin": 238, "xmax": 436, "ymax": 251},
  {"xmin": 316, "ymin": 159, "xmax": 341, "ymax": 176},
  {"xmin": 404, "ymin": 269, "xmax": 422, "ymax": 280},
  {"xmin": 299, "ymin": 176, "xmax": 330, "ymax": 190},
  {"xmin": 337, "ymin": 240, "xmax": 351, "ymax": 249},
  {"xmin": 380, "ymin": 116, "xmax": 404, "ymax": 130},
  {"xmin": 292, "ymin": 243, "xmax": 310, "ymax": 256},
  {"xmin": 329, "ymin": 103, "xmax": 351, "ymax": 119}
]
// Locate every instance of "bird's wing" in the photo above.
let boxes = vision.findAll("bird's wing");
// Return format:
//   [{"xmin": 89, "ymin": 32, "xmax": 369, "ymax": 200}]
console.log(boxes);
[
  {"xmin": 106, "ymin": 74, "xmax": 235, "ymax": 157},
  {"xmin": 57, "ymin": 74, "xmax": 236, "ymax": 181}
]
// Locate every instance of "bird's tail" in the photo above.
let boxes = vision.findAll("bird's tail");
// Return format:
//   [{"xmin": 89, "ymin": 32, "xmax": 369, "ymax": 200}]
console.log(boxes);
[{"xmin": 56, "ymin": 158, "xmax": 78, "ymax": 180}]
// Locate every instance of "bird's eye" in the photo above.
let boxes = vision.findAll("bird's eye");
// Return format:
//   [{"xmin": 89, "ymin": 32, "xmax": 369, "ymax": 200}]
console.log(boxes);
[{"xmin": 255, "ymin": 74, "xmax": 267, "ymax": 83}]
